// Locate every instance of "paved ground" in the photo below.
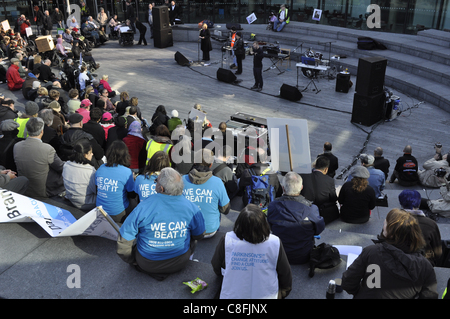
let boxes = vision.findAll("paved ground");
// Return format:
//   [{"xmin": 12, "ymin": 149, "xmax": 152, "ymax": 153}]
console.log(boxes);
[{"xmin": 1, "ymin": 25, "xmax": 450, "ymax": 302}]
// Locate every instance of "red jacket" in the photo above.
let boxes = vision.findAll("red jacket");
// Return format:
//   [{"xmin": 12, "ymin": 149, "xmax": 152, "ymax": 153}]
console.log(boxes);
[
  {"xmin": 100, "ymin": 79, "xmax": 112, "ymax": 93},
  {"xmin": 20, "ymin": 20, "xmax": 31, "ymax": 35},
  {"xmin": 123, "ymin": 134, "xmax": 146, "ymax": 170},
  {"xmin": 6, "ymin": 64, "xmax": 25, "ymax": 91}
]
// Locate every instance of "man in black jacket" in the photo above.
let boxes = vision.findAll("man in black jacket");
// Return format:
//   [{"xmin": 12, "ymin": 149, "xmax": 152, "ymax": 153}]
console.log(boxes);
[
  {"xmin": 42, "ymin": 10, "xmax": 53, "ymax": 35},
  {"xmin": 52, "ymin": 8, "xmax": 64, "ymax": 29},
  {"xmin": 300, "ymin": 156, "xmax": 339, "ymax": 224},
  {"xmin": 135, "ymin": 18, "xmax": 148, "ymax": 46},
  {"xmin": 389, "ymin": 145, "xmax": 419, "ymax": 186},
  {"xmin": 373, "ymin": 146, "xmax": 390, "ymax": 180},
  {"xmin": 59, "ymin": 113, "xmax": 104, "ymax": 168},
  {"xmin": 233, "ymin": 32, "xmax": 245, "ymax": 75},
  {"xmin": 0, "ymin": 99, "xmax": 19, "ymax": 125},
  {"xmin": 126, "ymin": 0, "xmax": 136, "ymax": 33},
  {"xmin": 250, "ymin": 42, "xmax": 264, "ymax": 91},
  {"xmin": 316, "ymin": 142, "xmax": 338, "ymax": 178},
  {"xmin": 82, "ymin": 107, "xmax": 105, "ymax": 150}
]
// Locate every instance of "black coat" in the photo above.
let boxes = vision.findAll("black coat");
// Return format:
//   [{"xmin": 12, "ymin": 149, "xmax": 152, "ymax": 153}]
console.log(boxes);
[
  {"xmin": 126, "ymin": 5, "xmax": 136, "ymax": 22},
  {"xmin": 36, "ymin": 10, "xmax": 45, "ymax": 25},
  {"xmin": 342, "ymin": 240, "xmax": 438, "ymax": 299},
  {"xmin": 43, "ymin": 15, "xmax": 53, "ymax": 31},
  {"xmin": 316, "ymin": 151, "xmax": 339, "ymax": 178},
  {"xmin": 38, "ymin": 64, "xmax": 54, "ymax": 82},
  {"xmin": 136, "ymin": 20, "xmax": 147, "ymax": 33},
  {"xmin": 234, "ymin": 37, "xmax": 245, "ymax": 56},
  {"xmin": 338, "ymin": 181, "xmax": 376, "ymax": 224},
  {"xmin": 60, "ymin": 127, "xmax": 104, "ymax": 162},
  {"xmin": 83, "ymin": 120, "xmax": 106, "ymax": 150},
  {"xmin": 200, "ymin": 29, "xmax": 212, "ymax": 52},
  {"xmin": 300, "ymin": 170, "xmax": 339, "ymax": 224},
  {"xmin": 150, "ymin": 111, "xmax": 169, "ymax": 134},
  {"xmin": 373, "ymin": 156, "xmax": 390, "ymax": 180}
]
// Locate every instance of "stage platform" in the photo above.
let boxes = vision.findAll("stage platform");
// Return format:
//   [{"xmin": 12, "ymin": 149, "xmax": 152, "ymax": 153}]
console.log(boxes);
[{"xmin": 0, "ymin": 24, "xmax": 450, "ymax": 301}]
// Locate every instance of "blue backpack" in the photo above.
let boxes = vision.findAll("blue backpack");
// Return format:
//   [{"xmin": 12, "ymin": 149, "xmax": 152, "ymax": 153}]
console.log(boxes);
[{"xmin": 245, "ymin": 167, "xmax": 275, "ymax": 214}]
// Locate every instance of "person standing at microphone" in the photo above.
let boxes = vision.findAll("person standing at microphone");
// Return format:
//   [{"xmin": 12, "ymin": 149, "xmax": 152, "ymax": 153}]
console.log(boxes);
[
  {"xmin": 199, "ymin": 23, "xmax": 212, "ymax": 61},
  {"xmin": 233, "ymin": 32, "xmax": 245, "ymax": 75},
  {"xmin": 250, "ymin": 42, "xmax": 264, "ymax": 91}
]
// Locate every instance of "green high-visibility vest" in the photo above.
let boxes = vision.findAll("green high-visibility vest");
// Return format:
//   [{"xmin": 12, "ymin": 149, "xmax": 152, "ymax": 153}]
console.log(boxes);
[
  {"xmin": 279, "ymin": 8, "xmax": 290, "ymax": 24},
  {"xmin": 14, "ymin": 117, "xmax": 30, "ymax": 138},
  {"xmin": 146, "ymin": 139, "xmax": 173, "ymax": 165}
]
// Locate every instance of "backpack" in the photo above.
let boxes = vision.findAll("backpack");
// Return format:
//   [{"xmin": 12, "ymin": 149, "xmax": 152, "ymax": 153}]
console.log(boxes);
[
  {"xmin": 245, "ymin": 167, "xmax": 275, "ymax": 214},
  {"xmin": 308, "ymin": 243, "xmax": 341, "ymax": 278}
]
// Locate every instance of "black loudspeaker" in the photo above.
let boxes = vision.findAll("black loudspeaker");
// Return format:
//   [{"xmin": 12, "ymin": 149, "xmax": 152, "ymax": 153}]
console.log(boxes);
[
  {"xmin": 226, "ymin": 23, "xmax": 242, "ymax": 30},
  {"xmin": 154, "ymin": 28, "xmax": 173, "ymax": 48},
  {"xmin": 280, "ymin": 84, "xmax": 302, "ymax": 101},
  {"xmin": 175, "ymin": 51, "xmax": 190, "ymax": 66},
  {"xmin": 217, "ymin": 68, "xmax": 236, "ymax": 83},
  {"xmin": 336, "ymin": 73, "xmax": 351, "ymax": 93},
  {"xmin": 153, "ymin": 6, "xmax": 170, "ymax": 30},
  {"xmin": 355, "ymin": 57, "xmax": 387, "ymax": 96},
  {"xmin": 351, "ymin": 92, "xmax": 385, "ymax": 126}
]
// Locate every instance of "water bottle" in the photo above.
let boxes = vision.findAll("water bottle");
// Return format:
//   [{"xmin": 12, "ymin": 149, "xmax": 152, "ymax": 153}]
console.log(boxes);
[{"xmin": 326, "ymin": 280, "xmax": 336, "ymax": 299}]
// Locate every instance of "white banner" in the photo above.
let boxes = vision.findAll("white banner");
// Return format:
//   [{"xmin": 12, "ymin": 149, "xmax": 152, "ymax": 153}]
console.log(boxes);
[{"xmin": 0, "ymin": 188, "xmax": 119, "ymax": 241}]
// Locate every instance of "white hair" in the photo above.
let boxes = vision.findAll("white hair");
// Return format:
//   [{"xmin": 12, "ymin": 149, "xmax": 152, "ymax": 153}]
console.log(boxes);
[
  {"xmin": 282, "ymin": 172, "xmax": 303, "ymax": 196},
  {"xmin": 158, "ymin": 167, "xmax": 184, "ymax": 196}
]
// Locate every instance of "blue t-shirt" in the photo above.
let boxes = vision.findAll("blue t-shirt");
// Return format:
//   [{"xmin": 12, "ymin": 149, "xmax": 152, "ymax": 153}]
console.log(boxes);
[
  {"xmin": 95, "ymin": 164, "xmax": 135, "ymax": 216},
  {"xmin": 182, "ymin": 174, "xmax": 230, "ymax": 234},
  {"xmin": 134, "ymin": 174, "xmax": 157, "ymax": 201},
  {"xmin": 120, "ymin": 193, "xmax": 205, "ymax": 260}
]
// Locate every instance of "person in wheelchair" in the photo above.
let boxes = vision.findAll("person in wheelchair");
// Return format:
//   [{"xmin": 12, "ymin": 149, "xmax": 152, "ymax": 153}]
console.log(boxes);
[
  {"xmin": 88, "ymin": 16, "xmax": 109, "ymax": 43},
  {"xmin": 56, "ymin": 34, "xmax": 70, "ymax": 58},
  {"xmin": 118, "ymin": 20, "xmax": 134, "ymax": 46},
  {"xmin": 71, "ymin": 40, "xmax": 100, "ymax": 71},
  {"xmin": 109, "ymin": 15, "xmax": 120, "ymax": 40},
  {"xmin": 81, "ymin": 20, "xmax": 101, "ymax": 47}
]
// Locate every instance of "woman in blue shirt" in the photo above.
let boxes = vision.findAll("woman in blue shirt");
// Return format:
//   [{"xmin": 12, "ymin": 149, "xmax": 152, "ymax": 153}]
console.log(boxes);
[
  {"xmin": 95, "ymin": 140, "xmax": 135, "ymax": 223},
  {"xmin": 134, "ymin": 151, "xmax": 171, "ymax": 202}
]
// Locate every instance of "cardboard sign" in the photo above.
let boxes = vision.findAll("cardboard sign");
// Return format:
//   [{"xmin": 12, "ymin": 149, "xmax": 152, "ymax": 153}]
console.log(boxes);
[{"xmin": 266, "ymin": 118, "xmax": 312, "ymax": 173}]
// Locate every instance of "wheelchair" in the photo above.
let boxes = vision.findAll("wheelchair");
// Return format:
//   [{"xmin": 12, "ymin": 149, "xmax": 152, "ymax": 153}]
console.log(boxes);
[{"xmin": 118, "ymin": 27, "xmax": 134, "ymax": 46}]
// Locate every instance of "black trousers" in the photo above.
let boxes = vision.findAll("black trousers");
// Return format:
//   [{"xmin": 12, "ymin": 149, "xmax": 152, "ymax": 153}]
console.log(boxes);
[
  {"xmin": 202, "ymin": 49, "xmax": 210, "ymax": 61},
  {"xmin": 137, "ymin": 29, "xmax": 147, "ymax": 45},
  {"xmin": 236, "ymin": 54, "xmax": 243, "ymax": 73},
  {"xmin": 253, "ymin": 67, "xmax": 263, "ymax": 88}
]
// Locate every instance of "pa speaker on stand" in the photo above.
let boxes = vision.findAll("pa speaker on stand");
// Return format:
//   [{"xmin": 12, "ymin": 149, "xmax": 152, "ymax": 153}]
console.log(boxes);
[
  {"xmin": 355, "ymin": 56, "xmax": 387, "ymax": 96},
  {"xmin": 153, "ymin": 6, "xmax": 173, "ymax": 48},
  {"xmin": 154, "ymin": 28, "xmax": 173, "ymax": 48}
]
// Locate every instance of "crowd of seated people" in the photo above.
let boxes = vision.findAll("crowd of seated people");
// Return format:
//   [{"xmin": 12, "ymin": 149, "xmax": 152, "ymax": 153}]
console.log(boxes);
[
  {"xmin": 1, "ymin": 10, "xmax": 106, "ymax": 97},
  {"xmin": 2, "ymin": 86, "xmax": 449, "ymax": 297},
  {"xmin": 1, "ymin": 11, "xmax": 449, "ymax": 298}
]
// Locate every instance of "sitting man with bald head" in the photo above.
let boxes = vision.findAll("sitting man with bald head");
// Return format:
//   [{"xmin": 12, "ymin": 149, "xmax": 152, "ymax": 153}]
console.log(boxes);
[{"xmin": 389, "ymin": 145, "xmax": 419, "ymax": 186}]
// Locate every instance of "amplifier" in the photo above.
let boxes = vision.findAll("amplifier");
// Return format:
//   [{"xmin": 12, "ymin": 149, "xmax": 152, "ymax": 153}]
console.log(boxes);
[{"xmin": 230, "ymin": 112, "xmax": 267, "ymax": 128}]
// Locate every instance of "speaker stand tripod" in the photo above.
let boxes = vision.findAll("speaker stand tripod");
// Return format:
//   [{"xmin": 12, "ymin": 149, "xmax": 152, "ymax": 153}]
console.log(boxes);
[{"xmin": 302, "ymin": 77, "xmax": 321, "ymax": 94}]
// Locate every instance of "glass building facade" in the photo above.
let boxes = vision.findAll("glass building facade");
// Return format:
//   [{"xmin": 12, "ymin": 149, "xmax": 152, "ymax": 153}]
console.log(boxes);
[{"xmin": 2, "ymin": 0, "xmax": 450, "ymax": 35}]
